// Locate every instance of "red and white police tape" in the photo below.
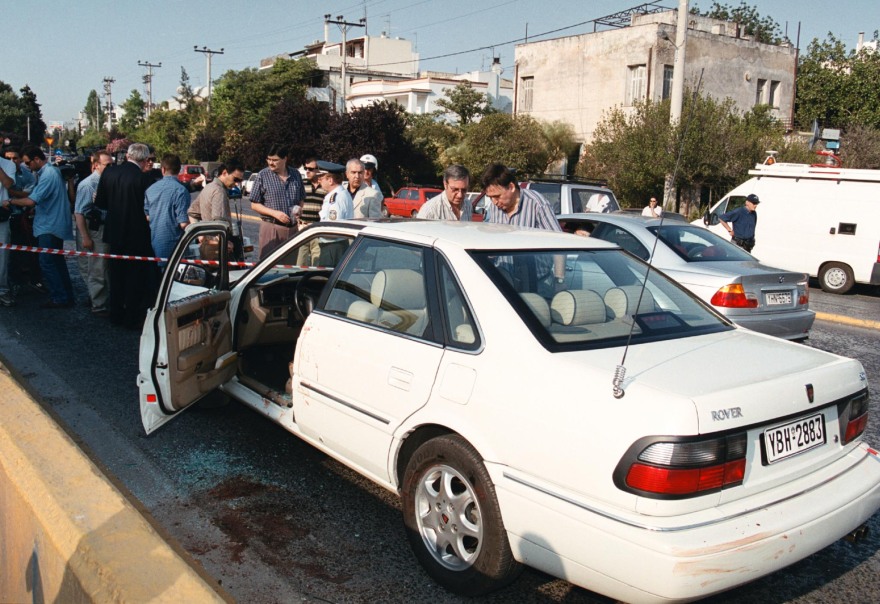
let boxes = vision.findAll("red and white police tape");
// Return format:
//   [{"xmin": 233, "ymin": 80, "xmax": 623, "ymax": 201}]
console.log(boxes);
[{"xmin": 0, "ymin": 243, "xmax": 257, "ymax": 268}]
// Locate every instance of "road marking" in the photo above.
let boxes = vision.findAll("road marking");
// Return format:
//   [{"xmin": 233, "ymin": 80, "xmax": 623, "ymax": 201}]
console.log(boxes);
[{"xmin": 815, "ymin": 312, "xmax": 880, "ymax": 331}]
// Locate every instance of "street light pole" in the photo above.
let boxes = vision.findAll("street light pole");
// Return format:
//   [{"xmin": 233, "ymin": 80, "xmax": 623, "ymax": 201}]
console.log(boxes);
[
  {"xmin": 193, "ymin": 46, "xmax": 224, "ymax": 113},
  {"xmin": 662, "ymin": 0, "xmax": 689, "ymax": 213},
  {"xmin": 324, "ymin": 15, "xmax": 366, "ymax": 113}
]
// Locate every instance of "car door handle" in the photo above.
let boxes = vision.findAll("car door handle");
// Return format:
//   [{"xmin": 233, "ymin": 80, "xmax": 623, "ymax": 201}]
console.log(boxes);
[{"xmin": 388, "ymin": 367, "xmax": 413, "ymax": 391}]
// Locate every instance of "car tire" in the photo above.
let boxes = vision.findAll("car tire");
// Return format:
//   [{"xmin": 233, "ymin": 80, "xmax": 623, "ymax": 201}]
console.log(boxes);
[
  {"xmin": 401, "ymin": 434, "xmax": 521, "ymax": 596},
  {"xmin": 819, "ymin": 262, "xmax": 855, "ymax": 294},
  {"xmin": 381, "ymin": 204, "xmax": 389, "ymax": 218},
  {"xmin": 411, "ymin": 209, "xmax": 419, "ymax": 218}
]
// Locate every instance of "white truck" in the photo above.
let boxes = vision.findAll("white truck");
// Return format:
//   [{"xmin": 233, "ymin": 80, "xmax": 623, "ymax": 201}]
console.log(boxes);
[{"xmin": 700, "ymin": 158, "xmax": 880, "ymax": 293}]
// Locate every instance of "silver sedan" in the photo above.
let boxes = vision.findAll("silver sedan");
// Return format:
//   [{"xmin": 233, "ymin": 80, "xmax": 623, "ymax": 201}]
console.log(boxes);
[{"xmin": 559, "ymin": 213, "xmax": 815, "ymax": 340}]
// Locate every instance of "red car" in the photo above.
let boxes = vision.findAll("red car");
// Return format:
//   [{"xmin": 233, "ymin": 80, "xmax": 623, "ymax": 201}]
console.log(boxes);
[
  {"xmin": 178, "ymin": 164, "xmax": 206, "ymax": 191},
  {"xmin": 383, "ymin": 186, "xmax": 443, "ymax": 218}
]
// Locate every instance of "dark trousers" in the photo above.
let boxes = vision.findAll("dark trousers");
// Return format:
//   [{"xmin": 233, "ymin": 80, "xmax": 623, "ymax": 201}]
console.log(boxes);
[
  {"xmin": 108, "ymin": 257, "xmax": 159, "ymax": 329},
  {"xmin": 36, "ymin": 234, "xmax": 74, "ymax": 304}
]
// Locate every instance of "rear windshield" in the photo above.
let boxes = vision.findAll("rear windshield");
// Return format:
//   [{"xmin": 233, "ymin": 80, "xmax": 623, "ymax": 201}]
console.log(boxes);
[
  {"xmin": 650, "ymin": 225, "xmax": 754, "ymax": 262},
  {"xmin": 471, "ymin": 248, "xmax": 730, "ymax": 349}
]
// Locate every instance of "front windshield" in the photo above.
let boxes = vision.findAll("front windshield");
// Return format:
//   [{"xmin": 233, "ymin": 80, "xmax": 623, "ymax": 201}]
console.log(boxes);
[
  {"xmin": 471, "ymin": 248, "xmax": 730, "ymax": 349},
  {"xmin": 650, "ymin": 225, "xmax": 754, "ymax": 262}
]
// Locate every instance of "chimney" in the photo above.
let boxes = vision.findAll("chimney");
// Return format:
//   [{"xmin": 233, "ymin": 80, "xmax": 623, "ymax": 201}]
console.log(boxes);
[
  {"xmin": 857, "ymin": 32, "xmax": 865, "ymax": 51},
  {"xmin": 325, "ymin": 21, "xmax": 330, "ymax": 44}
]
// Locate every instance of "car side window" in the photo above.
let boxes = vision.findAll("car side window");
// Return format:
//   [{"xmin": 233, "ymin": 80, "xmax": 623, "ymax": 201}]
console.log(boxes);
[
  {"xmin": 438, "ymin": 258, "xmax": 480, "ymax": 349},
  {"xmin": 323, "ymin": 238, "xmax": 431, "ymax": 338},
  {"xmin": 592, "ymin": 224, "xmax": 650, "ymax": 261}
]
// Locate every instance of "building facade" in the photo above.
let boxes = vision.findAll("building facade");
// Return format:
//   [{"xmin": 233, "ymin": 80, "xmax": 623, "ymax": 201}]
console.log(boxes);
[{"xmin": 514, "ymin": 10, "xmax": 798, "ymax": 143}]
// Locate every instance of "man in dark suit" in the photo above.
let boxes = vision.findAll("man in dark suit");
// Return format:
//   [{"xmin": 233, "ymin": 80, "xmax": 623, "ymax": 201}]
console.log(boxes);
[{"xmin": 94, "ymin": 143, "xmax": 158, "ymax": 329}]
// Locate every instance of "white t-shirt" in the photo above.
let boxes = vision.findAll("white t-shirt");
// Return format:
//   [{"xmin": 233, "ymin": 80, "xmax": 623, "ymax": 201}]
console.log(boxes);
[{"xmin": 641, "ymin": 205, "xmax": 662, "ymax": 217}]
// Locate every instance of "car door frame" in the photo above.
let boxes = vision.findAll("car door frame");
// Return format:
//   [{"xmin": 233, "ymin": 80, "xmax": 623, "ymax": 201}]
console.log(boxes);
[{"xmin": 140, "ymin": 221, "xmax": 235, "ymax": 433}]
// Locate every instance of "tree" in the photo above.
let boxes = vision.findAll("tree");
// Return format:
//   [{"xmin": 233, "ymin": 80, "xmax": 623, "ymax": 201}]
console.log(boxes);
[
  {"xmin": 18, "ymin": 85, "xmax": 47, "ymax": 145},
  {"xmin": 211, "ymin": 58, "xmax": 315, "ymax": 141},
  {"xmin": 0, "ymin": 80, "xmax": 25, "ymax": 135},
  {"xmin": 457, "ymin": 113, "xmax": 551, "ymax": 179},
  {"xmin": 581, "ymin": 92, "xmax": 796, "ymax": 210},
  {"xmin": 796, "ymin": 34, "xmax": 880, "ymax": 130},
  {"xmin": 840, "ymin": 124, "xmax": 880, "ymax": 169},
  {"xmin": 118, "ymin": 90, "xmax": 146, "ymax": 134},
  {"xmin": 692, "ymin": 1, "xmax": 786, "ymax": 45},
  {"xmin": 434, "ymin": 81, "xmax": 495, "ymax": 125},
  {"xmin": 83, "ymin": 90, "xmax": 104, "ymax": 131}
]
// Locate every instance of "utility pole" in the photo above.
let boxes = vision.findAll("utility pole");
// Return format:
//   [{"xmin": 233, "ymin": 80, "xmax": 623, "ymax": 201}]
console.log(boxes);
[
  {"xmin": 662, "ymin": 0, "xmax": 689, "ymax": 213},
  {"xmin": 138, "ymin": 60, "xmax": 162, "ymax": 118},
  {"xmin": 102, "ymin": 77, "xmax": 115, "ymax": 130},
  {"xmin": 324, "ymin": 15, "xmax": 366, "ymax": 113},
  {"xmin": 193, "ymin": 46, "xmax": 224, "ymax": 113}
]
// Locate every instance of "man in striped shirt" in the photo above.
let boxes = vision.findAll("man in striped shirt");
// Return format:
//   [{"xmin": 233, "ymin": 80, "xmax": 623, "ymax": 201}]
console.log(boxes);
[
  {"xmin": 481, "ymin": 163, "xmax": 561, "ymax": 232},
  {"xmin": 481, "ymin": 163, "xmax": 565, "ymax": 293}
]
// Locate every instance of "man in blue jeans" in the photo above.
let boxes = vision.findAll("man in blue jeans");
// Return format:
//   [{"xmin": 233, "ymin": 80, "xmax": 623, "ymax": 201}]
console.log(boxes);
[{"xmin": 11, "ymin": 146, "xmax": 74, "ymax": 308}]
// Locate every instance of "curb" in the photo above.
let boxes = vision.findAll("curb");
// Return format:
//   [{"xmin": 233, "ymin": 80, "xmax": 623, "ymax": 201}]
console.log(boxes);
[
  {"xmin": 815, "ymin": 311, "xmax": 880, "ymax": 331},
  {"xmin": 0, "ymin": 362, "xmax": 230, "ymax": 604}
]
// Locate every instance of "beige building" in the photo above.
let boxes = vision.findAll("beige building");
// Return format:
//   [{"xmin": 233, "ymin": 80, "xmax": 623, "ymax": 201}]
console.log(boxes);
[{"xmin": 514, "ymin": 10, "xmax": 798, "ymax": 143}]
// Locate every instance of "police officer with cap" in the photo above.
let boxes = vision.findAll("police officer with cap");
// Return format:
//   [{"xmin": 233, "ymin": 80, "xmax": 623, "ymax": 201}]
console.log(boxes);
[
  {"xmin": 316, "ymin": 162, "xmax": 352, "ymax": 222},
  {"xmin": 360, "ymin": 154, "xmax": 383, "ymax": 198},
  {"xmin": 719, "ymin": 193, "xmax": 759, "ymax": 252}
]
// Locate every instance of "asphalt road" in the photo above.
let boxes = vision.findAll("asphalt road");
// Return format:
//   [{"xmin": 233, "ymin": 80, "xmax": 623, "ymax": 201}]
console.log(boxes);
[{"xmin": 1, "ymin": 205, "xmax": 879, "ymax": 603}]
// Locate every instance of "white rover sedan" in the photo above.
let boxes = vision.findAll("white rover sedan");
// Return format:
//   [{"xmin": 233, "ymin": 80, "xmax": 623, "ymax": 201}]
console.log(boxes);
[{"xmin": 139, "ymin": 219, "xmax": 880, "ymax": 603}]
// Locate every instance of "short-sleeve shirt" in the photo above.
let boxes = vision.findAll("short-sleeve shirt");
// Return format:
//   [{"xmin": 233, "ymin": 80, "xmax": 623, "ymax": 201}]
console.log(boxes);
[
  {"xmin": 319, "ymin": 185, "xmax": 353, "ymax": 221},
  {"xmin": 249, "ymin": 166, "xmax": 305, "ymax": 215},
  {"xmin": 29, "ymin": 163, "xmax": 74, "ymax": 240},
  {"xmin": 417, "ymin": 191, "xmax": 472, "ymax": 221},
  {"xmin": 485, "ymin": 187, "xmax": 561, "ymax": 231},
  {"xmin": 74, "ymin": 170, "xmax": 101, "ymax": 216},
  {"xmin": 144, "ymin": 176, "xmax": 191, "ymax": 259},
  {"xmin": 719, "ymin": 206, "xmax": 757, "ymax": 239}
]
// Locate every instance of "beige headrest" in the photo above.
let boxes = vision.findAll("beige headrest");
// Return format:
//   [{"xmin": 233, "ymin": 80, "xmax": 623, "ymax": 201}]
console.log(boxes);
[
  {"xmin": 519, "ymin": 293, "xmax": 551, "ymax": 328},
  {"xmin": 551, "ymin": 290, "xmax": 606, "ymax": 326}
]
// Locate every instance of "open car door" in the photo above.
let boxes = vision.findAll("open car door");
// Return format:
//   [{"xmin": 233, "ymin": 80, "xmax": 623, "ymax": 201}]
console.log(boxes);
[{"xmin": 138, "ymin": 221, "xmax": 237, "ymax": 434}]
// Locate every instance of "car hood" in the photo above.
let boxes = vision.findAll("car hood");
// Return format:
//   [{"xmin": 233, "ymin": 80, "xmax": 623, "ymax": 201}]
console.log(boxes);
[{"xmin": 566, "ymin": 330, "xmax": 865, "ymax": 433}]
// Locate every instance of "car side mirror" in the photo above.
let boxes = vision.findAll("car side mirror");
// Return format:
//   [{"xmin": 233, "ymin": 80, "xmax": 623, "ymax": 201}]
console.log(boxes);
[
  {"xmin": 175, "ymin": 264, "xmax": 209, "ymax": 287},
  {"xmin": 704, "ymin": 211, "xmax": 719, "ymax": 226}
]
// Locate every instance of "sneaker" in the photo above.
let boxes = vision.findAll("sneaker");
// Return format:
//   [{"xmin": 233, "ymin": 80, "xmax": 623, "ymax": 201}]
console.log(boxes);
[
  {"xmin": 0, "ymin": 292, "xmax": 14, "ymax": 307},
  {"xmin": 30, "ymin": 282, "xmax": 48, "ymax": 294}
]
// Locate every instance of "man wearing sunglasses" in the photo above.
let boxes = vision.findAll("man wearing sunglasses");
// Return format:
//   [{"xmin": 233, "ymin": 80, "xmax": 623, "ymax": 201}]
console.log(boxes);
[{"xmin": 187, "ymin": 159, "xmax": 245, "ymax": 260}]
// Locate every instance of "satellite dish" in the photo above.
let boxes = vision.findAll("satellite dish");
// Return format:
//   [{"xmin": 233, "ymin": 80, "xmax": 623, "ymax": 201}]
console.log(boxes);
[{"xmin": 808, "ymin": 119, "xmax": 821, "ymax": 150}]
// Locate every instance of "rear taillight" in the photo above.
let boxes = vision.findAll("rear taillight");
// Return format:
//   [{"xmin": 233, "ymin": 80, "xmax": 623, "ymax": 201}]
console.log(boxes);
[
  {"xmin": 621, "ymin": 433, "xmax": 747, "ymax": 497},
  {"xmin": 710, "ymin": 284, "xmax": 758, "ymax": 308},
  {"xmin": 841, "ymin": 392, "xmax": 870, "ymax": 444},
  {"xmin": 798, "ymin": 280, "xmax": 809, "ymax": 305}
]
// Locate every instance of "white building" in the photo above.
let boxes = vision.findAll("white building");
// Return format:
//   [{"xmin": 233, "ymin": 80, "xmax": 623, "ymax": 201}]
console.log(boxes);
[
  {"xmin": 347, "ymin": 61, "xmax": 513, "ymax": 120},
  {"xmin": 514, "ymin": 10, "xmax": 798, "ymax": 143}
]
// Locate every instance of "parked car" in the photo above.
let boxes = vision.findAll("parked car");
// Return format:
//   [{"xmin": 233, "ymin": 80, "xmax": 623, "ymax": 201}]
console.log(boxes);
[
  {"xmin": 559, "ymin": 213, "xmax": 815, "ymax": 340},
  {"xmin": 139, "ymin": 219, "xmax": 879, "ymax": 603},
  {"xmin": 178, "ymin": 164, "xmax": 206, "ymax": 191},
  {"xmin": 383, "ymin": 185, "xmax": 442, "ymax": 217},
  {"xmin": 242, "ymin": 171, "xmax": 257, "ymax": 197},
  {"xmin": 466, "ymin": 191, "xmax": 486, "ymax": 222},
  {"xmin": 522, "ymin": 176, "xmax": 620, "ymax": 214}
]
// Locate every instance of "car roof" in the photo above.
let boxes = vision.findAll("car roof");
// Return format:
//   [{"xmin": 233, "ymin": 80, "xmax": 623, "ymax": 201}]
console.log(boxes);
[
  {"xmin": 560, "ymin": 213, "xmax": 687, "ymax": 227},
  {"xmin": 334, "ymin": 219, "xmax": 620, "ymax": 252}
]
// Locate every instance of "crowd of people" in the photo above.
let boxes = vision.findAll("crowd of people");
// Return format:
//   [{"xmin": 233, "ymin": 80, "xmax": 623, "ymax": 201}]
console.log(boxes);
[{"xmin": 0, "ymin": 139, "xmax": 583, "ymax": 330}]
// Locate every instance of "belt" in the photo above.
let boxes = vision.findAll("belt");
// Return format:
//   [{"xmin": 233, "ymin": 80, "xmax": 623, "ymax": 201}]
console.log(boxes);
[{"xmin": 260, "ymin": 216, "xmax": 297, "ymax": 228}]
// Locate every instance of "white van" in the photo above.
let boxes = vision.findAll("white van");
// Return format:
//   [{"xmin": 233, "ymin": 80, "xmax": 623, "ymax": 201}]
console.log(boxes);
[{"xmin": 699, "ymin": 158, "xmax": 880, "ymax": 293}]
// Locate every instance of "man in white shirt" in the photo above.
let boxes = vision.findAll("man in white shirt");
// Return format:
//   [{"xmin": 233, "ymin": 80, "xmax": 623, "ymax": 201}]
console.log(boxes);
[{"xmin": 417, "ymin": 165, "xmax": 472, "ymax": 221}]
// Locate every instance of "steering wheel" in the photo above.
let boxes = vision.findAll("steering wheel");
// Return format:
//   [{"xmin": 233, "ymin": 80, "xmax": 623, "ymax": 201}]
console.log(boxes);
[
  {"xmin": 293, "ymin": 270, "xmax": 333, "ymax": 319},
  {"xmin": 687, "ymin": 244, "xmax": 708, "ymax": 259}
]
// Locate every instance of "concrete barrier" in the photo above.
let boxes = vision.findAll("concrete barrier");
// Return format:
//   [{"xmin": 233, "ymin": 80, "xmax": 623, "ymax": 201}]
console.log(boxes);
[{"xmin": 0, "ymin": 362, "xmax": 230, "ymax": 603}]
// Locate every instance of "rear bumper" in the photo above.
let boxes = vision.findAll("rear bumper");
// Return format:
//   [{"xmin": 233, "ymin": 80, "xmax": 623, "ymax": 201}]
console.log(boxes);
[
  {"xmin": 494, "ymin": 443, "xmax": 880, "ymax": 603},
  {"xmin": 727, "ymin": 308, "xmax": 815, "ymax": 340}
]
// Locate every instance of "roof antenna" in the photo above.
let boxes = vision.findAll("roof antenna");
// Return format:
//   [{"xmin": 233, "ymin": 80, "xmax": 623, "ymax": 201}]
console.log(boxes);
[{"xmin": 611, "ymin": 69, "xmax": 705, "ymax": 399}]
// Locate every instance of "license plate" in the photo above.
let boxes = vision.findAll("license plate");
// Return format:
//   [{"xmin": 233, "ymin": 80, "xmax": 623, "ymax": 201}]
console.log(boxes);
[
  {"xmin": 765, "ymin": 291, "xmax": 792, "ymax": 305},
  {"xmin": 763, "ymin": 413, "xmax": 826, "ymax": 464}
]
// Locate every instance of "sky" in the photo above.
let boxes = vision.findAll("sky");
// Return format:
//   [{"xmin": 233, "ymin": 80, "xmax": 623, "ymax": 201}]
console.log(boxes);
[{"xmin": 5, "ymin": 0, "xmax": 876, "ymax": 126}]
